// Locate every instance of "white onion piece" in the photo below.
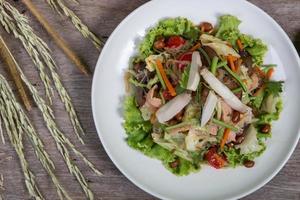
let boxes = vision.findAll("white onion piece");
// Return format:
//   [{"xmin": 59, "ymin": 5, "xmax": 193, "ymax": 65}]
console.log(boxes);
[
  {"xmin": 201, "ymin": 91, "xmax": 218, "ymax": 127},
  {"xmin": 203, "ymin": 43, "xmax": 240, "ymax": 58},
  {"xmin": 200, "ymin": 68, "xmax": 250, "ymax": 113},
  {"xmin": 156, "ymin": 93, "xmax": 192, "ymax": 123},
  {"xmin": 200, "ymin": 34, "xmax": 228, "ymax": 45},
  {"xmin": 187, "ymin": 51, "xmax": 201, "ymax": 91}
]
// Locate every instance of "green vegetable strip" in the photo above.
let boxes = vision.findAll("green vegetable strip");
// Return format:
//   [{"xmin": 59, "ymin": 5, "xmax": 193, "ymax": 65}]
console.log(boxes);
[
  {"xmin": 196, "ymin": 82, "xmax": 202, "ymax": 103},
  {"xmin": 159, "ymin": 91, "xmax": 166, "ymax": 105},
  {"xmin": 165, "ymin": 120, "xmax": 198, "ymax": 131},
  {"xmin": 210, "ymin": 56, "xmax": 219, "ymax": 75},
  {"xmin": 261, "ymin": 64, "xmax": 277, "ymax": 68},
  {"xmin": 223, "ymin": 65, "xmax": 248, "ymax": 92},
  {"xmin": 216, "ymin": 127, "xmax": 225, "ymax": 142},
  {"xmin": 154, "ymin": 64, "xmax": 166, "ymax": 89},
  {"xmin": 198, "ymin": 48, "xmax": 211, "ymax": 66},
  {"xmin": 212, "ymin": 118, "xmax": 239, "ymax": 132},
  {"xmin": 217, "ymin": 60, "xmax": 228, "ymax": 68},
  {"xmin": 129, "ymin": 78, "xmax": 147, "ymax": 88},
  {"xmin": 231, "ymin": 87, "xmax": 242, "ymax": 93}
]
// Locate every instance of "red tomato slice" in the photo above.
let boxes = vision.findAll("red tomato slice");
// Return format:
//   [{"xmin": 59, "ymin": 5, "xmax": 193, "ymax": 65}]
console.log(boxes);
[
  {"xmin": 166, "ymin": 36, "xmax": 185, "ymax": 48},
  {"xmin": 205, "ymin": 147, "xmax": 226, "ymax": 169}
]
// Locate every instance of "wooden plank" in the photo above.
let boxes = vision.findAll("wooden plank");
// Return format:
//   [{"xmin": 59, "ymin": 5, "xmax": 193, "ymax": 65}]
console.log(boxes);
[{"xmin": 0, "ymin": 0, "xmax": 299, "ymax": 199}]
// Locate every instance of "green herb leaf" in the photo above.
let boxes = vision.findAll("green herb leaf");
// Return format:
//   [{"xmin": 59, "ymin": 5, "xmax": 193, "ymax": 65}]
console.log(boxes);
[
  {"xmin": 265, "ymin": 81, "xmax": 284, "ymax": 97},
  {"xmin": 179, "ymin": 65, "xmax": 190, "ymax": 89}
]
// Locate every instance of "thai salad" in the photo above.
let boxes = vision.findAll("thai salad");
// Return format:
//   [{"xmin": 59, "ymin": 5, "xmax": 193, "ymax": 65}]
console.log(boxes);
[{"xmin": 123, "ymin": 15, "xmax": 283, "ymax": 176}]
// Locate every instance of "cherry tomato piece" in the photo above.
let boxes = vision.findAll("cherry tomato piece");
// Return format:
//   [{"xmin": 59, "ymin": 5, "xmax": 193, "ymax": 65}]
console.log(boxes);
[
  {"xmin": 205, "ymin": 147, "xmax": 226, "ymax": 169},
  {"xmin": 166, "ymin": 36, "xmax": 185, "ymax": 48}
]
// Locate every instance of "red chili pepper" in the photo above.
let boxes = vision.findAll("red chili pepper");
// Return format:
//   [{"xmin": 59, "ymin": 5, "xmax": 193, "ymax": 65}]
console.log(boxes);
[
  {"xmin": 179, "ymin": 52, "xmax": 192, "ymax": 61},
  {"xmin": 205, "ymin": 147, "xmax": 226, "ymax": 169},
  {"xmin": 166, "ymin": 36, "xmax": 185, "ymax": 48},
  {"xmin": 177, "ymin": 52, "xmax": 192, "ymax": 70},
  {"xmin": 162, "ymin": 90, "xmax": 173, "ymax": 100}
]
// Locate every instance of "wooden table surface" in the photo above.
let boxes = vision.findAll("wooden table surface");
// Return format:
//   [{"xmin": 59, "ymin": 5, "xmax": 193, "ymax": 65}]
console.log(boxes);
[{"xmin": 0, "ymin": 0, "xmax": 299, "ymax": 199}]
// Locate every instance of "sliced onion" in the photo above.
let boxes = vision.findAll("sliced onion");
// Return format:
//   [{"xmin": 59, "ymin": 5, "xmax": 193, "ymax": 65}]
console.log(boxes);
[
  {"xmin": 204, "ymin": 43, "xmax": 240, "ymax": 58},
  {"xmin": 156, "ymin": 92, "xmax": 192, "ymax": 123},
  {"xmin": 201, "ymin": 91, "xmax": 218, "ymax": 127},
  {"xmin": 200, "ymin": 34, "xmax": 228, "ymax": 45},
  {"xmin": 200, "ymin": 68, "xmax": 250, "ymax": 113},
  {"xmin": 187, "ymin": 51, "xmax": 201, "ymax": 91}
]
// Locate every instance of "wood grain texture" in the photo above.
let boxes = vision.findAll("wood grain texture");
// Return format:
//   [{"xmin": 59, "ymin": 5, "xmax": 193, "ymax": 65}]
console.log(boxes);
[{"xmin": 0, "ymin": 0, "xmax": 299, "ymax": 199}]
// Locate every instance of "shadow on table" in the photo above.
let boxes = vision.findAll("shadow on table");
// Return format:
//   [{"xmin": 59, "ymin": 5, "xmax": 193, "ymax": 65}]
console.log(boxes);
[{"xmin": 293, "ymin": 31, "xmax": 300, "ymax": 56}]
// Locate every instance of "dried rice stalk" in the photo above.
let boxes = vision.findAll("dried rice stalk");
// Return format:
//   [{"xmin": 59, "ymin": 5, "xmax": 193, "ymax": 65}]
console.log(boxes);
[
  {"xmin": 0, "ymin": 85, "xmax": 43, "ymax": 199},
  {"xmin": 46, "ymin": 0, "xmax": 103, "ymax": 49},
  {"xmin": 0, "ymin": 174, "xmax": 4, "ymax": 190},
  {"xmin": 0, "ymin": 0, "xmax": 85, "ymax": 143},
  {"xmin": 16, "ymin": 68, "xmax": 101, "ymax": 199},
  {"xmin": 0, "ymin": 1, "xmax": 54, "ymax": 104},
  {"xmin": 0, "ymin": 35, "xmax": 32, "ymax": 111},
  {"xmin": 22, "ymin": 0, "xmax": 91, "ymax": 76},
  {"xmin": 0, "ymin": 75, "xmax": 71, "ymax": 200},
  {"xmin": 0, "ymin": 2, "xmax": 103, "ymax": 198},
  {"xmin": 0, "ymin": 174, "xmax": 4, "ymax": 200},
  {"xmin": 0, "ymin": 116, "xmax": 4, "ymax": 144},
  {"xmin": 0, "ymin": 44, "xmax": 102, "ymax": 199}
]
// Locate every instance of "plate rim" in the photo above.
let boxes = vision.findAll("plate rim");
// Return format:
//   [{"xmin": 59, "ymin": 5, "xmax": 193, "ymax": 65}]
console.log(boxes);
[{"xmin": 91, "ymin": 0, "xmax": 300, "ymax": 199}]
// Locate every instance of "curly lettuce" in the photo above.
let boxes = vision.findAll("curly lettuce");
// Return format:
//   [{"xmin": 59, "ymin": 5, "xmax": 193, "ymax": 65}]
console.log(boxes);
[
  {"xmin": 139, "ymin": 18, "xmax": 200, "ymax": 58},
  {"xmin": 215, "ymin": 15, "xmax": 267, "ymax": 65},
  {"xmin": 224, "ymin": 126, "xmax": 266, "ymax": 167},
  {"xmin": 258, "ymin": 98, "xmax": 283, "ymax": 124},
  {"xmin": 223, "ymin": 143, "xmax": 266, "ymax": 167},
  {"xmin": 240, "ymin": 34, "xmax": 268, "ymax": 65},
  {"xmin": 215, "ymin": 15, "xmax": 241, "ymax": 45},
  {"xmin": 123, "ymin": 96, "xmax": 152, "ymax": 148}
]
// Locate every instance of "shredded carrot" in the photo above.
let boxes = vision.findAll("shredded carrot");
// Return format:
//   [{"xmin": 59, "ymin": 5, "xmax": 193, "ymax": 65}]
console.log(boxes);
[
  {"xmin": 155, "ymin": 59, "xmax": 176, "ymax": 96},
  {"xmin": 189, "ymin": 42, "xmax": 201, "ymax": 52},
  {"xmin": 220, "ymin": 128, "xmax": 231, "ymax": 149},
  {"xmin": 236, "ymin": 39, "xmax": 244, "ymax": 51},
  {"xmin": 254, "ymin": 66, "xmax": 266, "ymax": 78},
  {"xmin": 227, "ymin": 55, "xmax": 237, "ymax": 72},
  {"xmin": 266, "ymin": 68, "xmax": 274, "ymax": 79}
]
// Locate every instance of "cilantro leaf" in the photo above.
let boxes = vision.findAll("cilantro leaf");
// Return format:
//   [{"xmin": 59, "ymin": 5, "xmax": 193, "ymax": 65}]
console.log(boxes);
[
  {"xmin": 179, "ymin": 65, "xmax": 190, "ymax": 89},
  {"xmin": 265, "ymin": 81, "xmax": 283, "ymax": 96}
]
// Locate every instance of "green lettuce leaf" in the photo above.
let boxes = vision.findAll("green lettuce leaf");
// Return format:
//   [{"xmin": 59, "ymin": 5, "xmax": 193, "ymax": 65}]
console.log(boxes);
[
  {"xmin": 215, "ymin": 15, "xmax": 268, "ymax": 65},
  {"xmin": 123, "ymin": 96, "xmax": 152, "ymax": 136},
  {"xmin": 215, "ymin": 15, "xmax": 241, "ymax": 46},
  {"xmin": 139, "ymin": 18, "xmax": 200, "ymax": 58},
  {"xmin": 258, "ymin": 98, "xmax": 283, "ymax": 124},
  {"xmin": 223, "ymin": 143, "xmax": 266, "ymax": 167},
  {"xmin": 124, "ymin": 96, "xmax": 153, "ymax": 149},
  {"xmin": 179, "ymin": 64, "xmax": 190, "ymax": 89},
  {"xmin": 165, "ymin": 158, "xmax": 199, "ymax": 176},
  {"xmin": 240, "ymin": 34, "xmax": 268, "ymax": 65}
]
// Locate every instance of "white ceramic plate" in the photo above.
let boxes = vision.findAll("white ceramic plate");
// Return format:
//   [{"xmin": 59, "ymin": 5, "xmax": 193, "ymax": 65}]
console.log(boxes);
[{"xmin": 92, "ymin": 0, "xmax": 300, "ymax": 199}]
